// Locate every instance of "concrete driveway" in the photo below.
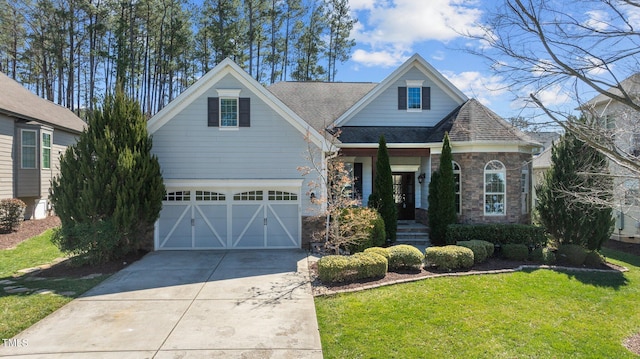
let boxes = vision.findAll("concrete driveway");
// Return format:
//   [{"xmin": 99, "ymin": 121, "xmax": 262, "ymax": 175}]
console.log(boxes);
[{"xmin": 0, "ymin": 250, "xmax": 323, "ymax": 358}]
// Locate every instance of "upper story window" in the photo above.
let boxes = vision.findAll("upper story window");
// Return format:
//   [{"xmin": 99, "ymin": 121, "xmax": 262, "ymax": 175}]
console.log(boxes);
[
  {"xmin": 42, "ymin": 132, "xmax": 51, "ymax": 169},
  {"xmin": 398, "ymin": 80, "xmax": 431, "ymax": 111},
  {"xmin": 407, "ymin": 87, "xmax": 422, "ymax": 110},
  {"xmin": 484, "ymin": 160, "xmax": 506, "ymax": 216},
  {"xmin": 208, "ymin": 89, "xmax": 251, "ymax": 128},
  {"xmin": 220, "ymin": 98, "xmax": 238, "ymax": 127},
  {"xmin": 21, "ymin": 129, "xmax": 37, "ymax": 169}
]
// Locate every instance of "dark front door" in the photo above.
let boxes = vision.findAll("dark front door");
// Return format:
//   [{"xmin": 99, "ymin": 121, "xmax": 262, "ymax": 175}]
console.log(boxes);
[{"xmin": 393, "ymin": 172, "xmax": 415, "ymax": 220}]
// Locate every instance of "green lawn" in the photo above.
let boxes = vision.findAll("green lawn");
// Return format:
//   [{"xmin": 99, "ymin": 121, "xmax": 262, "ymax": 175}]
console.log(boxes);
[
  {"xmin": 315, "ymin": 248, "xmax": 640, "ymax": 358},
  {"xmin": 0, "ymin": 230, "xmax": 110, "ymax": 339}
]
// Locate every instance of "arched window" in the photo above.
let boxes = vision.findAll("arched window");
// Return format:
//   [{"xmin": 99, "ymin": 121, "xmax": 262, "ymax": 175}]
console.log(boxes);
[
  {"xmin": 484, "ymin": 160, "xmax": 506, "ymax": 215},
  {"xmin": 453, "ymin": 162, "xmax": 461, "ymax": 214}
]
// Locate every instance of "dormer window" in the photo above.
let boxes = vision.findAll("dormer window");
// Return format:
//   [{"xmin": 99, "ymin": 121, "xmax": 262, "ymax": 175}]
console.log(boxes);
[{"xmin": 398, "ymin": 80, "xmax": 431, "ymax": 111}]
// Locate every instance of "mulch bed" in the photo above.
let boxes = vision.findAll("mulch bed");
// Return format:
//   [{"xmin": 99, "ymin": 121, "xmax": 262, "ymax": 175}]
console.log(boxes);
[
  {"xmin": 0, "ymin": 216, "xmax": 61, "ymax": 250},
  {"xmin": 0, "ymin": 216, "xmax": 146, "ymax": 277}
]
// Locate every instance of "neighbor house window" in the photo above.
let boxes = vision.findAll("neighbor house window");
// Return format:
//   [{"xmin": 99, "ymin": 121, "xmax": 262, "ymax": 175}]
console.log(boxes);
[
  {"xmin": 484, "ymin": 160, "xmax": 506, "ymax": 215},
  {"xmin": 42, "ymin": 133, "xmax": 51, "ymax": 169},
  {"xmin": 21, "ymin": 130, "xmax": 37, "ymax": 169},
  {"xmin": 220, "ymin": 98, "xmax": 238, "ymax": 127},
  {"xmin": 453, "ymin": 162, "xmax": 461, "ymax": 214}
]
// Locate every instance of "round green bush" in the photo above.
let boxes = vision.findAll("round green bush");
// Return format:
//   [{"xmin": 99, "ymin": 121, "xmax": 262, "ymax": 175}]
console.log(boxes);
[
  {"xmin": 457, "ymin": 240, "xmax": 488, "ymax": 264},
  {"xmin": 584, "ymin": 251, "xmax": 605, "ymax": 267},
  {"xmin": 364, "ymin": 246, "xmax": 390, "ymax": 260},
  {"xmin": 317, "ymin": 252, "xmax": 388, "ymax": 283},
  {"xmin": 502, "ymin": 243, "xmax": 529, "ymax": 261},
  {"xmin": 557, "ymin": 244, "xmax": 588, "ymax": 266},
  {"xmin": 530, "ymin": 247, "xmax": 556, "ymax": 264},
  {"xmin": 476, "ymin": 240, "xmax": 495, "ymax": 257},
  {"xmin": 387, "ymin": 244, "xmax": 424, "ymax": 271},
  {"xmin": 424, "ymin": 245, "xmax": 474, "ymax": 271}
]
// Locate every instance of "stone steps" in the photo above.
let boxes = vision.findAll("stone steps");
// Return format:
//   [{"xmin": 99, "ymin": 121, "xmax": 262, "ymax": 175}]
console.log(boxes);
[{"xmin": 396, "ymin": 221, "xmax": 431, "ymax": 246}]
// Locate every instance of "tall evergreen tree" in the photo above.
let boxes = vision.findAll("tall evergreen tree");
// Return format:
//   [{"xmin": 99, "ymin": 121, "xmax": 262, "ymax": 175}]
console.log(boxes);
[
  {"xmin": 536, "ymin": 127, "xmax": 614, "ymax": 250},
  {"xmin": 368, "ymin": 135, "xmax": 397, "ymax": 242},
  {"xmin": 50, "ymin": 87, "xmax": 165, "ymax": 264},
  {"xmin": 428, "ymin": 133, "xmax": 457, "ymax": 245}
]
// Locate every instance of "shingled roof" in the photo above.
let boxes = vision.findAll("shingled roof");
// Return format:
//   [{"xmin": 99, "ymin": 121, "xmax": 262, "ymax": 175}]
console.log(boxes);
[
  {"xmin": 0, "ymin": 72, "xmax": 85, "ymax": 133},
  {"xmin": 267, "ymin": 82, "xmax": 376, "ymax": 132},
  {"xmin": 583, "ymin": 73, "xmax": 640, "ymax": 108},
  {"xmin": 441, "ymin": 99, "xmax": 538, "ymax": 144}
]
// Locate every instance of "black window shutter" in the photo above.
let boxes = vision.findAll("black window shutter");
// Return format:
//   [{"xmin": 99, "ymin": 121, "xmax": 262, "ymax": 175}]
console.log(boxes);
[
  {"xmin": 239, "ymin": 98, "xmax": 250, "ymax": 127},
  {"xmin": 354, "ymin": 163, "xmax": 363, "ymax": 199},
  {"xmin": 398, "ymin": 87, "xmax": 407, "ymax": 110},
  {"xmin": 208, "ymin": 97, "xmax": 219, "ymax": 127},
  {"xmin": 422, "ymin": 87, "xmax": 431, "ymax": 110}
]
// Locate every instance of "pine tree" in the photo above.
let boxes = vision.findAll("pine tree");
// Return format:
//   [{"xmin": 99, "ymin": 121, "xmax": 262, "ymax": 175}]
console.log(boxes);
[
  {"xmin": 536, "ymin": 129, "xmax": 614, "ymax": 250},
  {"xmin": 50, "ymin": 87, "xmax": 165, "ymax": 264},
  {"xmin": 368, "ymin": 135, "xmax": 397, "ymax": 242},
  {"xmin": 428, "ymin": 133, "xmax": 456, "ymax": 245}
]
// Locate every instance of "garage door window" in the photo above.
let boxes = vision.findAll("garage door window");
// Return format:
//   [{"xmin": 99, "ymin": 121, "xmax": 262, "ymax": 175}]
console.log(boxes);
[
  {"xmin": 195, "ymin": 191, "xmax": 225, "ymax": 201},
  {"xmin": 268, "ymin": 190, "xmax": 297, "ymax": 200},
  {"xmin": 164, "ymin": 191, "xmax": 191, "ymax": 201},
  {"xmin": 234, "ymin": 190, "xmax": 263, "ymax": 200}
]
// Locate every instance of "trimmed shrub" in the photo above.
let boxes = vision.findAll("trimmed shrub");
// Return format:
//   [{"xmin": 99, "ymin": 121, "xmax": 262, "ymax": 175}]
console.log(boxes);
[
  {"xmin": 530, "ymin": 247, "xmax": 556, "ymax": 264},
  {"xmin": 364, "ymin": 246, "xmax": 390, "ymax": 260},
  {"xmin": 584, "ymin": 251, "xmax": 605, "ymax": 267},
  {"xmin": 424, "ymin": 245, "xmax": 474, "ymax": 271},
  {"xmin": 0, "ymin": 198, "xmax": 26, "ymax": 233},
  {"xmin": 447, "ymin": 224, "xmax": 547, "ymax": 248},
  {"xmin": 341, "ymin": 207, "xmax": 386, "ymax": 253},
  {"xmin": 502, "ymin": 244, "xmax": 529, "ymax": 261},
  {"xmin": 457, "ymin": 240, "xmax": 489, "ymax": 264},
  {"xmin": 387, "ymin": 244, "xmax": 424, "ymax": 271},
  {"xmin": 557, "ymin": 244, "xmax": 588, "ymax": 266},
  {"xmin": 317, "ymin": 252, "xmax": 388, "ymax": 283}
]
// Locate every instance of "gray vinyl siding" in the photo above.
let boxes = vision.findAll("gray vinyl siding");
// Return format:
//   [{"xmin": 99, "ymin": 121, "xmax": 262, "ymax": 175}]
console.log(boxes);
[
  {"xmin": 0, "ymin": 115, "xmax": 14, "ymax": 198},
  {"xmin": 152, "ymin": 73, "xmax": 321, "ymax": 215},
  {"xmin": 345, "ymin": 68, "xmax": 462, "ymax": 128},
  {"xmin": 43, "ymin": 129, "xmax": 77, "ymax": 198}
]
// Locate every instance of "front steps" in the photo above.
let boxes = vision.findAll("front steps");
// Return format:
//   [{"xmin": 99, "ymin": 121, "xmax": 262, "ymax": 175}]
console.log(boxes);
[{"xmin": 395, "ymin": 220, "xmax": 431, "ymax": 247}]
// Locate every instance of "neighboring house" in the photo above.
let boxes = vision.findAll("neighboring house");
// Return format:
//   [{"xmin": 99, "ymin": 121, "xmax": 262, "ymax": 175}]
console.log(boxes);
[
  {"xmin": 148, "ymin": 54, "xmax": 540, "ymax": 250},
  {"xmin": 582, "ymin": 73, "xmax": 640, "ymax": 243},
  {"xmin": 0, "ymin": 72, "xmax": 86, "ymax": 220},
  {"xmin": 529, "ymin": 131, "xmax": 561, "ymax": 213}
]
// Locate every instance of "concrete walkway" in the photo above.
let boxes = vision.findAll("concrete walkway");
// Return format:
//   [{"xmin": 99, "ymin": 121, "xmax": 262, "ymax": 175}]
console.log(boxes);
[{"xmin": 0, "ymin": 250, "xmax": 323, "ymax": 358}]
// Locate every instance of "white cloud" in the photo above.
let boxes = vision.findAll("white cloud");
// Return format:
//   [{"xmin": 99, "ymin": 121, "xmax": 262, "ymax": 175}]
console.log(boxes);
[
  {"xmin": 350, "ymin": 0, "xmax": 484, "ymax": 67},
  {"xmin": 583, "ymin": 10, "xmax": 610, "ymax": 31},
  {"xmin": 531, "ymin": 59, "xmax": 557, "ymax": 77},
  {"xmin": 351, "ymin": 49, "xmax": 409, "ymax": 67},
  {"xmin": 442, "ymin": 70, "xmax": 508, "ymax": 106},
  {"xmin": 432, "ymin": 50, "xmax": 446, "ymax": 61},
  {"xmin": 534, "ymin": 85, "xmax": 571, "ymax": 106}
]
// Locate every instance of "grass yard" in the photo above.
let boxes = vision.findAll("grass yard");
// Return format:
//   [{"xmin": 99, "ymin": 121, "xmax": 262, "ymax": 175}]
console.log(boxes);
[
  {"xmin": 0, "ymin": 230, "xmax": 110, "ymax": 339},
  {"xmin": 315, "ymin": 248, "xmax": 640, "ymax": 358}
]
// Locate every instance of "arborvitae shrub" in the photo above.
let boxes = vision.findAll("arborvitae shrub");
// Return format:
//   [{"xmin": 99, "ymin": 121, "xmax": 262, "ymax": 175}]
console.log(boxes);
[{"xmin": 368, "ymin": 135, "xmax": 397, "ymax": 242}]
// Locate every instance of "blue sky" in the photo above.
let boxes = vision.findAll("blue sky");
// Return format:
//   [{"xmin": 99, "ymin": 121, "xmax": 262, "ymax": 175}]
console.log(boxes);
[{"xmin": 332, "ymin": 0, "xmax": 571, "ymax": 125}]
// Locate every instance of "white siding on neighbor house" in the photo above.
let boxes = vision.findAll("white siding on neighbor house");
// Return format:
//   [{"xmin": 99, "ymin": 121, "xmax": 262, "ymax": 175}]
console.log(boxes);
[
  {"xmin": 345, "ymin": 68, "xmax": 463, "ymax": 128},
  {"xmin": 152, "ymin": 73, "xmax": 322, "ymax": 216},
  {"xmin": 0, "ymin": 115, "xmax": 14, "ymax": 199}
]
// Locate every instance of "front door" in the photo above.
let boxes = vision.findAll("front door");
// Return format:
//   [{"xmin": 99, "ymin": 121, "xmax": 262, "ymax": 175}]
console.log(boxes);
[{"xmin": 393, "ymin": 173, "xmax": 415, "ymax": 220}]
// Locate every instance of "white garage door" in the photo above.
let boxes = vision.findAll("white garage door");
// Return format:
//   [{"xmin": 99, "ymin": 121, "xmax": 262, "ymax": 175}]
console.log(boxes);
[{"xmin": 155, "ymin": 185, "xmax": 301, "ymax": 250}]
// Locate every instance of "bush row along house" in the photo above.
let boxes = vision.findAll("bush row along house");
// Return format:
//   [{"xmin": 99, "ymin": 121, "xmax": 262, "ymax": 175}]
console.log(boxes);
[
  {"xmin": 0, "ymin": 72, "xmax": 85, "ymax": 220},
  {"xmin": 148, "ymin": 54, "xmax": 541, "ymax": 250}
]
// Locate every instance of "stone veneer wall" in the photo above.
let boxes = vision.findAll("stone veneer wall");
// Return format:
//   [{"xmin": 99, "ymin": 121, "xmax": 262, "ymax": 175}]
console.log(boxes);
[{"xmin": 431, "ymin": 152, "xmax": 532, "ymax": 224}]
